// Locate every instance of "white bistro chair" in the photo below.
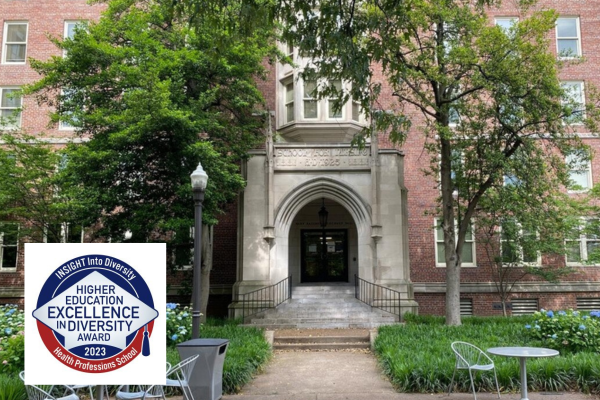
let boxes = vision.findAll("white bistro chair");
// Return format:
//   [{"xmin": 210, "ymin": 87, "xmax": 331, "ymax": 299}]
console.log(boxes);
[
  {"xmin": 165, "ymin": 354, "xmax": 199, "ymax": 400},
  {"xmin": 64, "ymin": 385, "xmax": 110, "ymax": 400},
  {"xmin": 448, "ymin": 341, "xmax": 501, "ymax": 400},
  {"xmin": 115, "ymin": 385, "xmax": 166, "ymax": 400},
  {"xmin": 19, "ymin": 371, "xmax": 79, "ymax": 400}
]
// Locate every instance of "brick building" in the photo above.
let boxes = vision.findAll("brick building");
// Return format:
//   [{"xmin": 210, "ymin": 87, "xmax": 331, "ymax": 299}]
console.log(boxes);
[{"xmin": 1, "ymin": 0, "xmax": 600, "ymax": 318}]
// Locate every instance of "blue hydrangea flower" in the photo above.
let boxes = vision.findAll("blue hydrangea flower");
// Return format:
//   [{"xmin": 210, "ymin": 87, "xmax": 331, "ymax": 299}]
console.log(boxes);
[
  {"xmin": 551, "ymin": 334, "xmax": 558, "ymax": 339},
  {"xmin": 179, "ymin": 326, "xmax": 186, "ymax": 331},
  {"xmin": 4, "ymin": 328, "xmax": 12, "ymax": 335},
  {"xmin": 166, "ymin": 303, "xmax": 177, "ymax": 310},
  {"xmin": 182, "ymin": 312, "xmax": 189, "ymax": 317},
  {"xmin": 546, "ymin": 310, "xmax": 554, "ymax": 318},
  {"xmin": 534, "ymin": 325, "xmax": 541, "ymax": 330},
  {"xmin": 558, "ymin": 311, "xmax": 566, "ymax": 316},
  {"xmin": 573, "ymin": 311, "xmax": 579, "ymax": 316},
  {"xmin": 579, "ymin": 324, "xmax": 586, "ymax": 330},
  {"xmin": 171, "ymin": 334, "xmax": 178, "ymax": 341},
  {"xmin": 583, "ymin": 315, "xmax": 590, "ymax": 320},
  {"xmin": 525, "ymin": 324, "xmax": 531, "ymax": 329},
  {"xmin": 590, "ymin": 311, "xmax": 600, "ymax": 318}
]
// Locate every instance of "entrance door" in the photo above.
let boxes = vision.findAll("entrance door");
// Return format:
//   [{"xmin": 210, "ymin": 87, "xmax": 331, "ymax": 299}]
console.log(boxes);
[{"xmin": 301, "ymin": 229, "xmax": 348, "ymax": 282}]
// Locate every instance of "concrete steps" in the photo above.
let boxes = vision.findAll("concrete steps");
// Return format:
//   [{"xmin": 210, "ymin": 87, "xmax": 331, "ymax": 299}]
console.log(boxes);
[
  {"xmin": 245, "ymin": 284, "xmax": 398, "ymax": 329},
  {"xmin": 273, "ymin": 333, "xmax": 371, "ymax": 351}
]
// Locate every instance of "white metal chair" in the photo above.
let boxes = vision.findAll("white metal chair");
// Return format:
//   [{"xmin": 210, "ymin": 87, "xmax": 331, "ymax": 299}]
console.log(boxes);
[
  {"xmin": 64, "ymin": 385, "xmax": 109, "ymax": 400},
  {"xmin": 448, "ymin": 341, "xmax": 501, "ymax": 400},
  {"xmin": 19, "ymin": 371, "xmax": 79, "ymax": 400},
  {"xmin": 165, "ymin": 354, "xmax": 199, "ymax": 400},
  {"xmin": 115, "ymin": 385, "xmax": 165, "ymax": 400}
]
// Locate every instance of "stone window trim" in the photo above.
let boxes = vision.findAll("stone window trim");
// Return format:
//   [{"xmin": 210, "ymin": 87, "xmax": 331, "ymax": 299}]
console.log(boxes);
[
  {"xmin": 0, "ymin": 223, "xmax": 19, "ymax": 272},
  {"xmin": 499, "ymin": 221, "xmax": 541, "ymax": 267},
  {"xmin": 556, "ymin": 17, "xmax": 582, "ymax": 59},
  {"xmin": 0, "ymin": 86, "xmax": 23, "ymax": 129},
  {"xmin": 2, "ymin": 21, "xmax": 28, "ymax": 64},
  {"xmin": 434, "ymin": 218, "xmax": 476, "ymax": 268},
  {"xmin": 565, "ymin": 218, "xmax": 600, "ymax": 266},
  {"xmin": 566, "ymin": 152, "xmax": 592, "ymax": 193}
]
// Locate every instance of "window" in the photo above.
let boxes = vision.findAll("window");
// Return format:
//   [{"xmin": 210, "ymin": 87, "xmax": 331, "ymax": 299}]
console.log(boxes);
[
  {"xmin": 495, "ymin": 17, "xmax": 518, "ymax": 32},
  {"xmin": 556, "ymin": 17, "xmax": 581, "ymax": 58},
  {"xmin": 59, "ymin": 88, "xmax": 79, "ymax": 130},
  {"xmin": 0, "ymin": 223, "xmax": 18, "ymax": 271},
  {"xmin": 2, "ymin": 22, "xmax": 27, "ymax": 64},
  {"xmin": 500, "ymin": 220, "xmax": 539, "ymax": 265},
  {"xmin": 566, "ymin": 219, "xmax": 600, "ymax": 265},
  {"xmin": 283, "ymin": 80, "xmax": 294, "ymax": 123},
  {"xmin": 303, "ymin": 80, "xmax": 318, "ymax": 119},
  {"xmin": 173, "ymin": 227, "xmax": 193, "ymax": 269},
  {"xmin": 435, "ymin": 218, "xmax": 475, "ymax": 266},
  {"xmin": 566, "ymin": 153, "xmax": 591, "ymax": 191},
  {"xmin": 561, "ymin": 81, "xmax": 585, "ymax": 124},
  {"xmin": 448, "ymin": 106, "xmax": 460, "ymax": 126},
  {"xmin": 352, "ymin": 98, "xmax": 360, "ymax": 122},
  {"xmin": 328, "ymin": 80, "xmax": 343, "ymax": 118},
  {"xmin": 0, "ymin": 87, "xmax": 22, "ymax": 129}
]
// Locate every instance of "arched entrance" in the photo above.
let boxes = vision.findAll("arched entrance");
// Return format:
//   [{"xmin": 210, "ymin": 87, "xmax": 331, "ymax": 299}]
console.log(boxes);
[
  {"xmin": 271, "ymin": 177, "xmax": 372, "ymax": 285},
  {"xmin": 289, "ymin": 198, "xmax": 357, "ymax": 283}
]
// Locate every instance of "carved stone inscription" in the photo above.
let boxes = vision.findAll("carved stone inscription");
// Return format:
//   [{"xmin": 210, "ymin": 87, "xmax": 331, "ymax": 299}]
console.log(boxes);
[{"xmin": 274, "ymin": 147, "xmax": 371, "ymax": 170}]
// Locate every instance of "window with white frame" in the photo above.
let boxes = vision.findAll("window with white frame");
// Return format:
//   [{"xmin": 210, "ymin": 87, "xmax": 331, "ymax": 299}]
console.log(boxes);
[
  {"xmin": 561, "ymin": 81, "xmax": 585, "ymax": 124},
  {"xmin": 435, "ymin": 218, "xmax": 475, "ymax": 266},
  {"xmin": 566, "ymin": 153, "xmax": 591, "ymax": 191},
  {"xmin": 59, "ymin": 88, "xmax": 79, "ymax": 130},
  {"xmin": 328, "ymin": 80, "xmax": 343, "ymax": 118},
  {"xmin": 500, "ymin": 220, "xmax": 540, "ymax": 265},
  {"xmin": 0, "ymin": 87, "xmax": 22, "ymax": 129},
  {"xmin": 283, "ymin": 80, "xmax": 294, "ymax": 123},
  {"xmin": 3, "ymin": 22, "xmax": 27, "ymax": 64},
  {"xmin": 495, "ymin": 17, "xmax": 518, "ymax": 32},
  {"xmin": 556, "ymin": 17, "xmax": 581, "ymax": 58},
  {"xmin": 303, "ymin": 80, "xmax": 318, "ymax": 119},
  {"xmin": 63, "ymin": 20, "xmax": 86, "ymax": 57},
  {"xmin": 566, "ymin": 219, "xmax": 600, "ymax": 265},
  {"xmin": 0, "ymin": 223, "xmax": 18, "ymax": 271}
]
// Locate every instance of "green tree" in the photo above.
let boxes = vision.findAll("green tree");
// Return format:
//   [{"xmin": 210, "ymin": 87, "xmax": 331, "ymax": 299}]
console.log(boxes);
[
  {"xmin": 0, "ymin": 132, "xmax": 85, "ymax": 243},
  {"xmin": 279, "ymin": 0, "xmax": 600, "ymax": 324},
  {"xmin": 26, "ymin": 0, "xmax": 277, "ymax": 314}
]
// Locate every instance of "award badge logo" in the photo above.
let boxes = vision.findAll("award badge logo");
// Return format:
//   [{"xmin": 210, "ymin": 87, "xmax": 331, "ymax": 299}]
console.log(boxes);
[{"xmin": 32, "ymin": 254, "xmax": 159, "ymax": 373}]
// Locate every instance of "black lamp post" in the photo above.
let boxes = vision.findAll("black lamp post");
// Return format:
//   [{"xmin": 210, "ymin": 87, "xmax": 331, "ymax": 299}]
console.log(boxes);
[
  {"xmin": 318, "ymin": 198, "xmax": 328, "ymax": 229},
  {"xmin": 190, "ymin": 162, "xmax": 208, "ymax": 339}
]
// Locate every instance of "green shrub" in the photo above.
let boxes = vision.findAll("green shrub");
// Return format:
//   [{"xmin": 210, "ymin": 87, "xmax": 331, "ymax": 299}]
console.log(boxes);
[
  {"xmin": 525, "ymin": 309, "xmax": 600, "ymax": 353},
  {"xmin": 375, "ymin": 317, "xmax": 600, "ymax": 394},
  {"xmin": 166, "ymin": 323, "xmax": 271, "ymax": 394},
  {"xmin": 166, "ymin": 303, "xmax": 193, "ymax": 346},
  {"xmin": 0, "ymin": 335, "xmax": 24, "ymax": 375},
  {"xmin": 0, "ymin": 374, "xmax": 26, "ymax": 400}
]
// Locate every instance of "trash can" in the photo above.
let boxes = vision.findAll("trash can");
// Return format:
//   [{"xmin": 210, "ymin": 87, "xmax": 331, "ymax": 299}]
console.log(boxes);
[{"xmin": 177, "ymin": 338, "xmax": 229, "ymax": 400}]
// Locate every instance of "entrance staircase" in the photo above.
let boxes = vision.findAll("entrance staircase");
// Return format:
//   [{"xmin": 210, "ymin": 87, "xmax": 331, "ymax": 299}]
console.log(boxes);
[{"xmin": 245, "ymin": 284, "xmax": 398, "ymax": 329}]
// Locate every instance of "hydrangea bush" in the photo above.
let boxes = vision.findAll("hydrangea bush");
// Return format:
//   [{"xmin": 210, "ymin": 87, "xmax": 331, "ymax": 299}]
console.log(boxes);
[
  {"xmin": 0, "ymin": 304, "xmax": 25, "ymax": 374},
  {"xmin": 525, "ymin": 309, "xmax": 600, "ymax": 353},
  {"xmin": 166, "ymin": 303, "xmax": 193, "ymax": 346}
]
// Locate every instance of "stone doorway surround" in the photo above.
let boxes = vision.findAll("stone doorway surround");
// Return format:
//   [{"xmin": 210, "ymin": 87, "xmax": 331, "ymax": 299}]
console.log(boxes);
[{"xmin": 229, "ymin": 133, "xmax": 418, "ymax": 318}]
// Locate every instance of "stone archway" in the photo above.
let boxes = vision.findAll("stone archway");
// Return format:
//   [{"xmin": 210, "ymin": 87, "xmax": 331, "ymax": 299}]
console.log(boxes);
[{"xmin": 270, "ymin": 177, "xmax": 374, "ymax": 284}]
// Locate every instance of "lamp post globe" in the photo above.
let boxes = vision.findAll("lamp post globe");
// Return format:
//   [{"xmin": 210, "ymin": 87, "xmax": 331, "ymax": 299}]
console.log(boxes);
[{"xmin": 190, "ymin": 162, "xmax": 208, "ymax": 339}]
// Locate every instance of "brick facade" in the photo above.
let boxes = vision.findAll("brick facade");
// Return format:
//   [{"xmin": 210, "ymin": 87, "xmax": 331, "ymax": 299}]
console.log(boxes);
[{"xmin": 2, "ymin": 0, "xmax": 600, "ymax": 317}]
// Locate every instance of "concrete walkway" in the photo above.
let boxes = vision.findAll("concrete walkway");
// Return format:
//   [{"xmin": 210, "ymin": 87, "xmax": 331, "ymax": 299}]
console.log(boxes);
[{"xmin": 222, "ymin": 350, "xmax": 599, "ymax": 400}]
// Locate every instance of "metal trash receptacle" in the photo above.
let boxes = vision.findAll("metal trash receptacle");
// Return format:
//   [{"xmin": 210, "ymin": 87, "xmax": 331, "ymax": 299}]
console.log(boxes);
[{"xmin": 177, "ymin": 339, "xmax": 229, "ymax": 400}]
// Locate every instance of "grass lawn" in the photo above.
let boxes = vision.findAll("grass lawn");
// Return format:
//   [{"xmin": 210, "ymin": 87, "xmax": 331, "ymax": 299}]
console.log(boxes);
[{"xmin": 374, "ymin": 315, "xmax": 600, "ymax": 394}]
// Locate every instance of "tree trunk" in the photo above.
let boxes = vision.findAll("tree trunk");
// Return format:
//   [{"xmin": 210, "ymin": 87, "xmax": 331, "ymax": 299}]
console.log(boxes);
[
  {"xmin": 440, "ymin": 138, "xmax": 462, "ymax": 326},
  {"xmin": 200, "ymin": 224, "xmax": 213, "ymax": 323}
]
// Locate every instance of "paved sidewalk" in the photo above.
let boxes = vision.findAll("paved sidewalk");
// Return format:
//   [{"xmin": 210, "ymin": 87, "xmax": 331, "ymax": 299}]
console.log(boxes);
[{"xmin": 222, "ymin": 351, "xmax": 599, "ymax": 400}]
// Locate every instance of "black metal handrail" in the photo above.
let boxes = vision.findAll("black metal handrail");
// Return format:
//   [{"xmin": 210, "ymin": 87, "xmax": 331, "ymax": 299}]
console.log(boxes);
[
  {"xmin": 240, "ymin": 275, "xmax": 292, "ymax": 323},
  {"xmin": 354, "ymin": 274, "xmax": 405, "ymax": 322}
]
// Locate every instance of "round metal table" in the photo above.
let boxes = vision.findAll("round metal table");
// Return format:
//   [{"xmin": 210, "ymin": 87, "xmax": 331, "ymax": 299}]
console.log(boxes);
[{"xmin": 487, "ymin": 347, "xmax": 559, "ymax": 400}]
